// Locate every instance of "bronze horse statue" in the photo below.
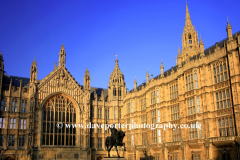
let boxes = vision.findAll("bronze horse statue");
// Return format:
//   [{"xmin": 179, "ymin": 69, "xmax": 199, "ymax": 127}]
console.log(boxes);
[{"xmin": 105, "ymin": 127, "xmax": 126, "ymax": 157}]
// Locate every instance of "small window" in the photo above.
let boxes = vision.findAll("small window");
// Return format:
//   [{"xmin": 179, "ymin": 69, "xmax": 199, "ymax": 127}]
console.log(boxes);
[
  {"xmin": 1, "ymin": 99, "xmax": 6, "ymax": 111},
  {"xmin": 19, "ymin": 135, "xmax": 25, "ymax": 146},
  {"xmin": 0, "ymin": 135, "xmax": 4, "ymax": 146},
  {"xmin": 0, "ymin": 118, "xmax": 5, "ymax": 129},
  {"xmin": 189, "ymin": 34, "xmax": 192, "ymax": 44},
  {"xmin": 189, "ymin": 34, "xmax": 192, "ymax": 39},
  {"xmin": 113, "ymin": 88, "xmax": 116, "ymax": 96},
  {"xmin": 8, "ymin": 135, "xmax": 15, "ymax": 146},
  {"xmin": 10, "ymin": 118, "xmax": 16, "ymax": 129}
]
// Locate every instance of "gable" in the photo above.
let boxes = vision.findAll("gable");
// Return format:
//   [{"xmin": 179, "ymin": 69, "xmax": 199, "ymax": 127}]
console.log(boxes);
[{"xmin": 37, "ymin": 67, "xmax": 83, "ymax": 101}]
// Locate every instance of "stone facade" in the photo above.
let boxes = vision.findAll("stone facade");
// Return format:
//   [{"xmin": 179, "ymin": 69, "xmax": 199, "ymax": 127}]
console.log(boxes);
[{"xmin": 0, "ymin": 3, "xmax": 240, "ymax": 160}]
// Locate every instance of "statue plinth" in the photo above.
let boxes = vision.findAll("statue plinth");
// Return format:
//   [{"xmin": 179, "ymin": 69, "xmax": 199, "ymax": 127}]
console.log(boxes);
[{"xmin": 102, "ymin": 158, "xmax": 127, "ymax": 160}]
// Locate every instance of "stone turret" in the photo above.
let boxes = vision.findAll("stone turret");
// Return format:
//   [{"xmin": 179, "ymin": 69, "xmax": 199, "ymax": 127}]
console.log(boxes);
[
  {"xmin": 83, "ymin": 68, "xmax": 90, "ymax": 91},
  {"xmin": 226, "ymin": 19, "xmax": 233, "ymax": 41},
  {"xmin": 108, "ymin": 55, "xmax": 126, "ymax": 100},
  {"xmin": 181, "ymin": 2, "xmax": 201, "ymax": 60},
  {"xmin": 134, "ymin": 78, "xmax": 137, "ymax": 91},
  {"xmin": 59, "ymin": 44, "xmax": 66, "ymax": 67},
  {"xmin": 146, "ymin": 70, "xmax": 149, "ymax": 84},
  {"xmin": 160, "ymin": 62, "xmax": 164, "ymax": 78}
]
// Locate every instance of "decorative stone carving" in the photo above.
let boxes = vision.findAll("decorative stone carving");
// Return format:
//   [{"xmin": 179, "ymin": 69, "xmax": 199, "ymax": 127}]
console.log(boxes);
[
  {"xmin": 204, "ymin": 138, "xmax": 209, "ymax": 148},
  {"xmin": 181, "ymin": 140, "xmax": 185, "ymax": 150},
  {"xmin": 30, "ymin": 59, "xmax": 37, "ymax": 83}
]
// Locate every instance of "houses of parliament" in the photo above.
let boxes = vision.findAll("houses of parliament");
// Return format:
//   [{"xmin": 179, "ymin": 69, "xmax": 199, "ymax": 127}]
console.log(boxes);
[{"xmin": 0, "ymin": 3, "xmax": 240, "ymax": 160}]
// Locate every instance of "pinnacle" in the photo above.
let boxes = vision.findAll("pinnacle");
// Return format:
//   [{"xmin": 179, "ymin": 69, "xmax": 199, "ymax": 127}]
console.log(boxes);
[
  {"xmin": 32, "ymin": 58, "xmax": 37, "ymax": 65},
  {"xmin": 185, "ymin": 2, "xmax": 192, "ymax": 27},
  {"xmin": 227, "ymin": 20, "xmax": 231, "ymax": 28},
  {"xmin": 61, "ymin": 43, "xmax": 65, "ymax": 50},
  {"xmin": 178, "ymin": 46, "xmax": 180, "ymax": 55},
  {"xmin": 111, "ymin": 56, "xmax": 122, "ymax": 77},
  {"xmin": 85, "ymin": 67, "xmax": 89, "ymax": 74},
  {"xmin": 115, "ymin": 56, "xmax": 119, "ymax": 66}
]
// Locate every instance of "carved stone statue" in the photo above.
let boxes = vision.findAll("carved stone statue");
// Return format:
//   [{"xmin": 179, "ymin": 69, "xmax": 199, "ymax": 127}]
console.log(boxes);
[
  {"xmin": 30, "ymin": 65, "xmax": 37, "ymax": 82},
  {"xmin": 30, "ymin": 59, "xmax": 37, "ymax": 83},
  {"xmin": 105, "ymin": 126, "xmax": 126, "ymax": 157}
]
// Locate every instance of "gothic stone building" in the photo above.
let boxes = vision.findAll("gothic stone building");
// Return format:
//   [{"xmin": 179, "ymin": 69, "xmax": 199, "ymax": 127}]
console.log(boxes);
[{"xmin": 0, "ymin": 3, "xmax": 240, "ymax": 160}]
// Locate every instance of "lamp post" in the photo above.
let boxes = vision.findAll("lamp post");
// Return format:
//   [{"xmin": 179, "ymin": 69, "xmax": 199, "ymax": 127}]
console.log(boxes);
[{"xmin": 192, "ymin": 151, "xmax": 193, "ymax": 160}]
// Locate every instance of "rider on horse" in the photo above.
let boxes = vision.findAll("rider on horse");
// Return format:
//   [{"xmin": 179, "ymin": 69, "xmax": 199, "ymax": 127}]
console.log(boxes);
[
  {"xmin": 109, "ymin": 125, "xmax": 121, "ymax": 144},
  {"xmin": 106, "ymin": 124, "xmax": 126, "ymax": 157}
]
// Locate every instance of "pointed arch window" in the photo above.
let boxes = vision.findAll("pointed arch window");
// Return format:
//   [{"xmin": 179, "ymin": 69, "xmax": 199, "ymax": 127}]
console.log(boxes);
[
  {"xmin": 113, "ymin": 88, "xmax": 116, "ymax": 96},
  {"xmin": 189, "ymin": 34, "xmax": 192, "ymax": 44},
  {"xmin": 42, "ymin": 95, "xmax": 76, "ymax": 146},
  {"xmin": 118, "ymin": 88, "xmax": 121, "ymax": 97}
]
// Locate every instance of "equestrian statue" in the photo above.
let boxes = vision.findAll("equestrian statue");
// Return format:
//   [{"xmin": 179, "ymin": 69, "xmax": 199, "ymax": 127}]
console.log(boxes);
[{"xmin": 105, "ymin": 126, "xmax": 126, "ymax": 157}]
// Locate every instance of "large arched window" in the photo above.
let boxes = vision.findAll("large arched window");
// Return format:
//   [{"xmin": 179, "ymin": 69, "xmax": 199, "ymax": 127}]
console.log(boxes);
[{"xmin": 42, "ymin": 95, "xmax": 76, "ymax": 146}]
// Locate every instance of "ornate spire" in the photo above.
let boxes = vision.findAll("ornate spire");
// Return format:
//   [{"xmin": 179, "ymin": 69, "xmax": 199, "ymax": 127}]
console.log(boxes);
[
  {"xmin": 185, "ymin": 1, "xmax": 192, "ymax": 27},
  {"xmin": 30, "ymin": 59, "xmax": 37, "ymax": 83},
  {"xmin": 226, "ymin": 17, "xmax": 233, "ymax": 40},
  {"xmin": 54, "ymin": 62, "xmax": 57, "ymax": 69},
  {"xmin": 178, "ymin": 46, "xmax": 181, "ymax": 55},
  {"xmin": 85, "ymin": 67, "xmax": 89, "ymax": 74},
  {"xmin": 160, "ymin": 62, "xmax": 164, "ymax": 78},
  {"xmin": 111, "ymin": 55, "xmax": 123, "ymax": 77},
  {"xmin": 115, "ymin": 54, "xmax": 119, "ymax": 67},
  {"xmin": 59, "ymin": 44, "xmax": 66, "ymax": 67},
  {"xmin": 146, "ymin": 69, "xmax": 149, "ymax": 84},
  {"xmin": 83, "ymin": 68, "xmax": 90, "ymax": 90},
  {"xmin": 181, "ymin": 2, "xmax": 200, "ymax": 59},
  {"xmin": 32, "ymin": 58, "xmax": 36, "ymax": 66},
  {"xmin": 134, "ymin": 77, "xmax": 137, "ymax": 91},
  {"xmin": 200, "ymin": 36, "xmax": 204, "ymax": 56},
  {"xmin": 61, "ymin": 43, "xmax": 64, "ymax": 50},
  {"xmin": 109, "ymin": 55, "xmax": 126, "ymax": 100}
]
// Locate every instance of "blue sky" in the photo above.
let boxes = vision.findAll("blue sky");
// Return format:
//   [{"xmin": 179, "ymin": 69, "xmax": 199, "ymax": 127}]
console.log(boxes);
[{"xmin": 0, "ymin": 0, "xmax": 239, "ymax": 90}]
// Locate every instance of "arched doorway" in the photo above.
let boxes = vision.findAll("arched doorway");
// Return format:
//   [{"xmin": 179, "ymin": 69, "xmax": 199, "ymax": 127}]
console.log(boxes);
[{"xmin": 42, "ymin": 94, "xmax": 77, "ymax": 146}]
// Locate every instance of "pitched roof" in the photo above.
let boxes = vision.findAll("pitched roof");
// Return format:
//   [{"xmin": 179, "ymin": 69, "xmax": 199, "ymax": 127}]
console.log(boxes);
[
  {"xmin": 3, "ymin": 74, "xmax": 108, "ymax": 99},
  {"xmin": 3, "ymin": 75, "xmax": 32, "ymax": 88},
  {"xmin": 90, "ymin": 87, "xmax": 108, "ymax": 99},
  {"xmin": 129, "ymin": 31, "xmax": 240, "ymax": 93}
]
